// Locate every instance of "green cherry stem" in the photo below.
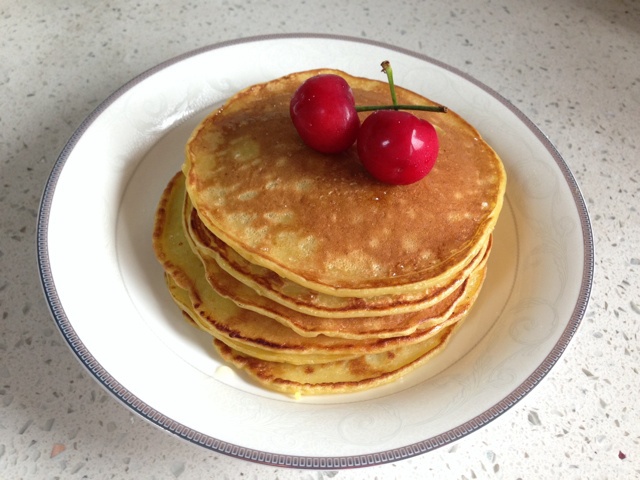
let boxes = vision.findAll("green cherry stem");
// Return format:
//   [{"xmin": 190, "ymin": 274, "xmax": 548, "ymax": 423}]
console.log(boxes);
[
  {"xmin": 355, "ymin": 104, "xmax": 448, "ymax": 113},
  {"xmin": 354, "ymin": 60, "xmax": 448, "ymax": 114},
  {"xmin": 381, "ymin": 60, "xmax": 398, "ymax": 107}
]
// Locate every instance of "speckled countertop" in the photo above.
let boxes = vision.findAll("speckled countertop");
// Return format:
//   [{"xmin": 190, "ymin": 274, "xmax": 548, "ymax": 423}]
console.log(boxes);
[{"xmin": 1, "ymin": 1, "xmax": 639, "ymax": 479}]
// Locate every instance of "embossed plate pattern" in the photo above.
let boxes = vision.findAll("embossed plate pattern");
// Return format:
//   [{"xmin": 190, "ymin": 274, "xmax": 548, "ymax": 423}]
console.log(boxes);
[{"xmin": 37, "ymin": 34, "xmax": 593, "ymax": 468}]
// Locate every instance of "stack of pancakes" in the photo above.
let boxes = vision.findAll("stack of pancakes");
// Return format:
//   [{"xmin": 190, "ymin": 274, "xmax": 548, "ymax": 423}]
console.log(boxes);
[{"xmin": 153, "ymin": 69, "xmax": 506, "ymax": 396}]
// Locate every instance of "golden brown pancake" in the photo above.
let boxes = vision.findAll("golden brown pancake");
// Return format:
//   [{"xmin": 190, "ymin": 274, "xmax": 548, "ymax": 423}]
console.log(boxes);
[
  {"xmin": 185, "ymin": 193, "xmax": 492, "ymax": 319},
  {"xmin": 213, "ymin": 321, "xmax": 463, "ymax": 396},
  {"xmin": 153, "ymin": 68, "xmax": 506, "ymax": 395},
  {"xmin": 169, "ymin": 272, "xmax": 471, "ymax": 366},
  {"xmin": 166, "ymin": 264, "xmax": 485, "ymax": 365},
  {"xmin": 182, "ymin": 185, "xmax": 493, "ymax": 338},
  {"xmin": 153, "ymin": 173, "xmax": 487, "ymax": 367},
  {"xmin": 184, "ymin": 69, "xmax": 505, "ymax": 297}
]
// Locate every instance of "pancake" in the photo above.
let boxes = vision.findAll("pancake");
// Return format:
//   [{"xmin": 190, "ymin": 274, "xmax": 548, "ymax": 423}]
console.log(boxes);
[
  {"xmin": 181, "ymin": 184, "xmax": 493, "ymax": 338},
  {"xmin": 213, "ymin": 321, "xmax": 463, "ymax": 396},
  {"xmin": 153, "ymin": 68, "xmax": 506, "ymax": 396},
  {"xmin": 169, "ymin": 272, "xmax": 471, "ymax": 366},
  {"xmin": 153, "ymin": 172, "xmax": 488, "ymax": 366},
  {"xmin": 185, "ymin": 193, "xmax": 492, "ymax": 318},
  {"xmin": 184, "ymin": 68, "xmax": 506, "ymax": 297},
  {"xmin": 166, "ymin": 262, "xmax": 485, "ymax": 365}
]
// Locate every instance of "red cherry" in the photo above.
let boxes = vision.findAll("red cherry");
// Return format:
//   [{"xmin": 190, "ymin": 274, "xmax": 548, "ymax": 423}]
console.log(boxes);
[
  {"xmin": 290, "ymin": 74, "xmax": 360, "ymax": 154},
  {"xmin": 357, "ymin": 110, "xmax": 439, "ymax": 185}
]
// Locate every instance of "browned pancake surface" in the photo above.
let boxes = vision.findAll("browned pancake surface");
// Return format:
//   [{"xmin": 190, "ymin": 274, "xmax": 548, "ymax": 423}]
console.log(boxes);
[
  {"xmin": 185, "ymin": 192, "xmax": 491, "ymax": 319},
  {"xmin": 184, "ymin": 69, "xmax": 505, "ymax": 295},
  {"xmin": 153, "ymin": 173, "xmax": 486, "ymax": 366}
]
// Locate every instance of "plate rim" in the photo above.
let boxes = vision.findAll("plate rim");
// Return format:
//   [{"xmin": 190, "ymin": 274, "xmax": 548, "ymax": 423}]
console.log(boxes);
[{"xmin": 36, "ymin": 33, "xmax": 594, "ymax": 469}]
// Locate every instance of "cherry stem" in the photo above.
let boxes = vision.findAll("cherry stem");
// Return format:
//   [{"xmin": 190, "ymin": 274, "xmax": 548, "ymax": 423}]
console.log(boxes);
[
  {"xmin": 356, "ymin": 104, "xmax": 448, "ymax": 113},
  {"xmin": 354, "ymin": 60, "xmax": 448, "ymax": 114},
  {"xmin": 381, "ymin": 60, "xmax": 398, "ymax": 107}
]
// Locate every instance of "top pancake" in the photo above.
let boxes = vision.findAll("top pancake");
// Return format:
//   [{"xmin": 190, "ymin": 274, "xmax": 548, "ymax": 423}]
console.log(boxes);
[{"xmin": 184, "ymin": 69, "xmax": 506, "ymax": 296}]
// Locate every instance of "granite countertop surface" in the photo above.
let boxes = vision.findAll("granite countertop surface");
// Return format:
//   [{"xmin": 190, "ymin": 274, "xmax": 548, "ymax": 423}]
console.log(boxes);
[{"xmin": 1, "ymin": 1, "xmax": 639, "ymax": 478}]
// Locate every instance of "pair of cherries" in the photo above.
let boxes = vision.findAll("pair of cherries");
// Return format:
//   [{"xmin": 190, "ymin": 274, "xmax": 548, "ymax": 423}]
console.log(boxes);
[{"xmin": 289, "ymin": 64, "xmax": 446, "ymax": 185}]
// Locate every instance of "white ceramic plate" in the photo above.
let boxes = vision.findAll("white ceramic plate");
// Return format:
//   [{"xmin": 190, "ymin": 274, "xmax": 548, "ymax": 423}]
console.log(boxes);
[{"xmin": 37, "ymin": 34, "xmax": 593, "ymax": 468}]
